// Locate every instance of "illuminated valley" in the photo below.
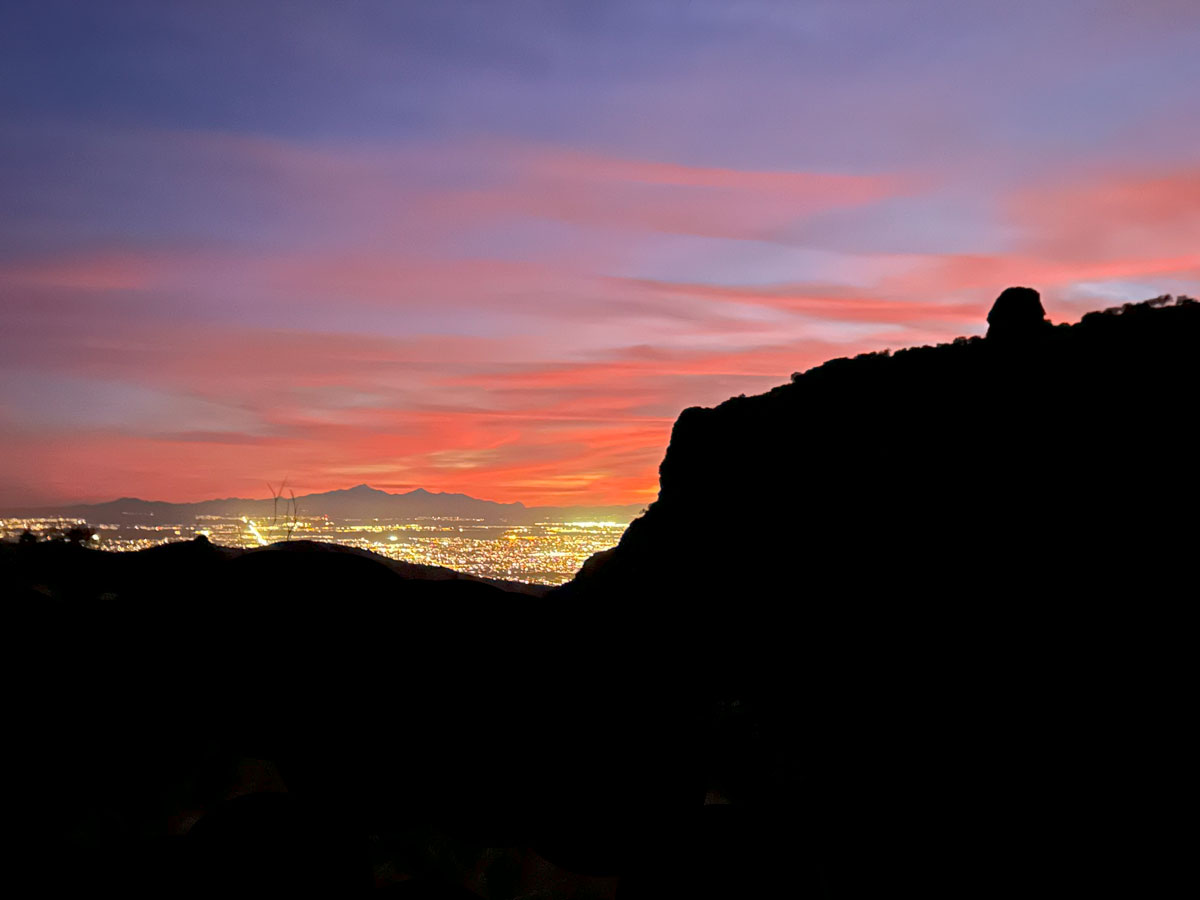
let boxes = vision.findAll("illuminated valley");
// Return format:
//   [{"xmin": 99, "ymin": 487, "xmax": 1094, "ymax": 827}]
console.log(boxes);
[{"xmin": 1, "ymin": 515, "xmax": 629, "ymax": 585}]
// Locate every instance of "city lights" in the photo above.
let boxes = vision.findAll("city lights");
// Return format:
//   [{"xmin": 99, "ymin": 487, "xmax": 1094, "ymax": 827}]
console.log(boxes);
[{"xmin": 2, "ymin": 515, "xmax": 629, "ymax": 585}]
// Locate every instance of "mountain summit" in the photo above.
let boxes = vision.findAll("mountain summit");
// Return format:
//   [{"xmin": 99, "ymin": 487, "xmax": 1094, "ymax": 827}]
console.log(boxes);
[{"xmin": 343, "ymin": 483, "xmax": 386, "ymax": 494}]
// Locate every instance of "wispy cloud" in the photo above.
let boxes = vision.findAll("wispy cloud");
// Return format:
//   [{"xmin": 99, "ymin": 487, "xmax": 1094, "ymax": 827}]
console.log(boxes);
[{"xmin": 2, "ymin": 2, "xmax": 1198, "ymax": 507}]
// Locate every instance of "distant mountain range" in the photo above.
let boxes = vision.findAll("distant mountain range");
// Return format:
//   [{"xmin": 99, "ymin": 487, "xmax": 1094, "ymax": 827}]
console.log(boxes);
[{"xmin": 7, "ymin": 483, "xmax": 647, "ymax": 525}]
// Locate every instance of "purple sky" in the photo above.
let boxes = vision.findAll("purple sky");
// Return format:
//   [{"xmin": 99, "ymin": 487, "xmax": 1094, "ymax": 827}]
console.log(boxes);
[{"xmin": 2, "ymin": 0, "xmax": 1198, "ymax": 506}]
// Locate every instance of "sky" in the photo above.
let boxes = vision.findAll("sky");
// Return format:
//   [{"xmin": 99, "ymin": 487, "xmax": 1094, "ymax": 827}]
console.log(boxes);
[{"xmin": 2, "ymin": 0, "xmax": 1198, "ymax": 507}]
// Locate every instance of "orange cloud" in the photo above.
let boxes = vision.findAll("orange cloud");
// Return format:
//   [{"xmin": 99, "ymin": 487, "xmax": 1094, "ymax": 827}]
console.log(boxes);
[
  {"xmin": 11, "ymin": 133, "xmax": 1196, "ymax": 511},
  {"xmin": 1, "ymin": 319, "xmax": 907, "ymax": 508}
]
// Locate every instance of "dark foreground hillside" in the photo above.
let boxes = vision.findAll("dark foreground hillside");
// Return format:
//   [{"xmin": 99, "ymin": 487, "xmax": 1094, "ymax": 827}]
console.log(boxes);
[
  {"xmin": 3, "ymin": 289, "xmax": 1194, "ymax": 897},
  {"xmin": 556, "ymin": 289, "xmax": 1197, "ymax": 896}
]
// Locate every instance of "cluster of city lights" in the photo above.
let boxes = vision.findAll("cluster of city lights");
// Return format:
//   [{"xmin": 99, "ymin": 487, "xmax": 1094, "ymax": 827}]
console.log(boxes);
[{"xmin": 2, "ymin": 515, "xmax": 629, "ymax": 585}]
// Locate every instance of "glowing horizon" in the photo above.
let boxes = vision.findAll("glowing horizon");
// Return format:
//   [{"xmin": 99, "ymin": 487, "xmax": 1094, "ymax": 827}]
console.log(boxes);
[{"xmin": 2, "ymin": 2, "xmax": 1198, "ymax": 507}]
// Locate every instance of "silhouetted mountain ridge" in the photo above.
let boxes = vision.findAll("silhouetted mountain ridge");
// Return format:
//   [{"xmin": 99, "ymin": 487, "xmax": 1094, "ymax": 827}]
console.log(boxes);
[
  {"xmin": 8, "ymin": 484, "xmax": 644, "ymax": 524},
  {"xmin": 3, "ymin": 289, "xmax": 1193, "ymax": 898},
  {"xmin": 558, "ymin": 292, "xmax": 1197, "ymax": 595},
  {"xmin": 549, "ymin": 290, "xmax": 1195, "ymax": 896}
]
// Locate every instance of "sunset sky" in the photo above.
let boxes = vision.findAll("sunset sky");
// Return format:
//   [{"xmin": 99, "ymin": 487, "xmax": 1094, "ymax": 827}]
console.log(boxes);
[{"xmin": 2, "ymin": 1, "xmax": 1198, "ymax": 507}]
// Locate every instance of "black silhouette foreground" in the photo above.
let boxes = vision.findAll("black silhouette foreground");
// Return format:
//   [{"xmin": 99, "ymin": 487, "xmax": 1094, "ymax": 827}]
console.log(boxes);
[{"xmin": 3, "ymin": 290, "xmax": 1195, "ymax": 897}]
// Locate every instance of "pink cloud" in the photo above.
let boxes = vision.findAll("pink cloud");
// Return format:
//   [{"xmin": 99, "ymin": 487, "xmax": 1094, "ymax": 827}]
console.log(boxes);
[
  {"xmin": 616, "ymin": 277, "xmax": 986, "ymax": 325},
  {"xmin": 0, "ymin": 252, "xmax": 161, "ymax": 291},
  {"xmin": 42, "ymin": 127, "xmax": 906, "ymax": 250},
  {"xmin": 880, "ymin": 252, "xmax": 1200, "ymax": 300},
  {"xmin": 9, "ymin": 131, "xmax": 1196, "ymax": 511},
  {"xmin": 1010, "ymin": 166, "xmax": 1200, "ymax": 261},
  {"xmin": 160, "ymin": 128, "xmax": 908, "ymax": 244},
  {"xmin": 430, "ymin": 143, "xmax": 908, "ymax": 243},
  {"xmin": 0, "ymin": 321, "xmax": 903, "ymax": 508},
  {"xmin": 514, "ymin": 145, "xmax": 895, "ymax": 196}
]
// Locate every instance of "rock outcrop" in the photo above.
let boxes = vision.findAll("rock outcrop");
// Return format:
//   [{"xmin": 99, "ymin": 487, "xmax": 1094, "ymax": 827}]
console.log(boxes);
[{"xmin": 985, "ymin": 285, "xmax": 1051, "ymax": 340}]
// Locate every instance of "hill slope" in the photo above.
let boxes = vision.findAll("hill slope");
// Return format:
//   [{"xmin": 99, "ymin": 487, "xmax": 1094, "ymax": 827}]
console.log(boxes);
[
  {"xmin": 562, "ymin": 291, "xmax": 1196, "ymax": 595},
  {"xmin": 4, "ymin": 289, "xmax": 1193, "ymax": 898},
  {"xmin": 554, "ymin": 289, "xmax": 1197, "ymax": 896}
]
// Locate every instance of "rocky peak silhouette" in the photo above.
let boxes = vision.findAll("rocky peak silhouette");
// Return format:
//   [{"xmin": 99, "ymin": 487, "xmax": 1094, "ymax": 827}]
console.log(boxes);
[
  {"xmin": 985, "ymin": 285, "xmax": 1050, "ymax": 340},
  {"xmin": 553, "ymin": 289, "xmax": 1196, "ymax": 896}
]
